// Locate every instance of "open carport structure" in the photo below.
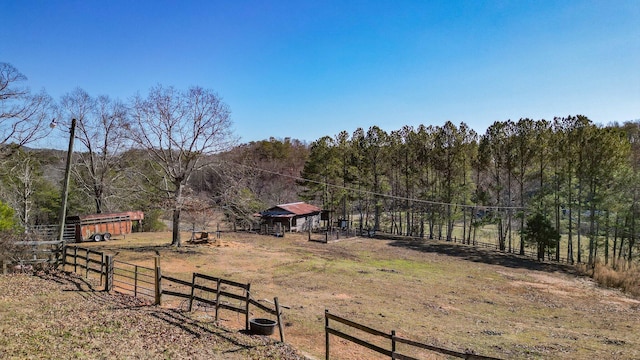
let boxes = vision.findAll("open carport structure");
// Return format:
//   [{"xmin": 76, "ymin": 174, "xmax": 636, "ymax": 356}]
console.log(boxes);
[{"xmin": 259, "ymin": 202, "xmax": 322, "ymax": 234}]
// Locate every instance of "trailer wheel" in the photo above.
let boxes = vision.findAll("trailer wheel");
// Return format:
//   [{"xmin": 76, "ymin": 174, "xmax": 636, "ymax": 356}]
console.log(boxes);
[
  {"xmin": 103, "ymin": 232, "xmax": 112, "ymax": 241},
  {"xmin": 92, "ymin": 233, "xmax": 103, "ymax": 242}
]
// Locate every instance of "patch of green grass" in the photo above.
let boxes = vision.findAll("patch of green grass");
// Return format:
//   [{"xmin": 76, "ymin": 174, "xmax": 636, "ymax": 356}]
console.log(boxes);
[{"xmin": 62, "ymin": 232, "xmax": 640, "ymax": 360}]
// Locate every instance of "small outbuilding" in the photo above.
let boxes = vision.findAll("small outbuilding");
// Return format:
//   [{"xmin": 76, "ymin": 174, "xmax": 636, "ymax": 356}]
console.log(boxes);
[{"xmin": 259, "ymin": 202, "xmax": 322, "ymax": 233}]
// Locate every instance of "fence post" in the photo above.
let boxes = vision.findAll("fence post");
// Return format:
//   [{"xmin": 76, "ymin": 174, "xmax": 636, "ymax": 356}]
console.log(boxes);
[
  {"xmin": 154, "ymin": 256, "xmax": 162, "ymax": 306},
  {"xmin": 53, "ymin": 243, "xmax": 59, "ymax": 268},
  {"xmin": 100, "ymin": 253, "xmax": 105, "ymax": 286},
  {"xmin": 391, "ymin": 330, "xmax": 396, "ymax": 359},
  {"xmin": 73, "ymin": 247, "xmax": 78, "ymax": 273},
  {"xmin": 274, "ymin": 297, "xmax": 285, "ymax": 343},
  {"xmin": 85, "ymin": 250, "xmax": 90, "ymax": 278},
  {"xmin": 104, "ymin": 254, "xmax": 113, "ymax": 292},
  {"xmin": 134, "ymin": 265, "xmax": 139, "ymax": 298},
  {"xmin": 325, "ymin": 309, "xmax": 330, "ymax": 360},
  {"xmin": 245, "ymin": 283, "xmax": 251, "ymax": 331},
  {"xmin": 214, "ymin": 278, "xmax": 222, "ymax": 322},
  {"xmin": 188, "ymin": 273, "xmax": 196, "ymax": 312},
  {"xmin": 61, "ymin": 245, "xmax": 67, "ymax": 270}
]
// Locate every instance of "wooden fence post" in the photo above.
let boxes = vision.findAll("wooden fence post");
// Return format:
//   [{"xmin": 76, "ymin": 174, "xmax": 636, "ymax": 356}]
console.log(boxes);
[
  {"xmin": 104, "ymin": 254, "xmax": 113, "ymax": 292},
  {"xmin": 154, "ymin": 256, "xmax": 162, "ymax": 306},
  {"xmin": 57, "ymin": 242, "xmax": 63, "ymax": 264},
  {"xmin": 275, "ymin": 297, "xmax": 285, "ymax": 343},
  {"xmin": 391, "ymin": 330, "xmax": 396, "ymax": 359},
  {"xmin": 134, "ymin": 265, "xmax": 139, "ymax": 297},
  {"xmin": 188, "ymin": 273, "xmax": 197, "ymax": 312},
  {"xmin": 85, "ymin": 250, "xmax": 90, "ymax": 278},
  {"xmin": 61, "ymin": 245, "xmax": 67, "ymax": 270},
  {"xmin": 100, "ymin": 253, "xmax": 104, "ymax": 286},
  {"xmin": 245, "ymin": 283, "xmax": 251, "ymax": 331},
  {"xmin": 73, "ymin": 247, "xmax": 78, "ymax": 273},
  {"xmin": 325, "ymin": 309, "xmax": 330, "ymax": 360},
  {"xmin": 214, "ymin": 278, "xmax": 222, "ymax": 322}
]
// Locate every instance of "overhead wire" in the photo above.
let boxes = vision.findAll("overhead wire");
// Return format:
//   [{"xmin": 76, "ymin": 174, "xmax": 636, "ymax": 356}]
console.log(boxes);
[{"xmin": 213, "ymin": 159, "xmax": 526, "ymax": 211}]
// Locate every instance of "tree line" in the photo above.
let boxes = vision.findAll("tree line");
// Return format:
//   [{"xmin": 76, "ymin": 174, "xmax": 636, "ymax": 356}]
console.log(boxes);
[
  {"xmin": 2, "ymin": 61, "xmax": 639, "ymax": 268},
  {"xmin": 299, "ymin": 118, "xmax": 640, "ymax": 268},
  {"xmin": 1, "ymin": 62, "xmax": 311, "ymax": 248},
  {"xmin": 0, "ymin": 62, "xmax": 241, "ymax": 247}
]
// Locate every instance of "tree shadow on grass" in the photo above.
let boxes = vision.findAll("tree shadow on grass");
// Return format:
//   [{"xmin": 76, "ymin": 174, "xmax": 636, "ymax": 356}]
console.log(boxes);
[
  {"xmin": 148, "ymin": 309, "xmax": 280, "ymax": 356},
  {"xmin": 114, "ymin": 245, "xmax": 204, "ymax": 257},
  {"xmin": 35, "ymin": 268, "xmax": 97, "ymax": 291},
  {"xmin": 386, "ymin": 238, "xmax": 580, "ymax": 275},
  {"xmin": 36, "ymin": 270, "xmax": 291, "ymax": 357}
]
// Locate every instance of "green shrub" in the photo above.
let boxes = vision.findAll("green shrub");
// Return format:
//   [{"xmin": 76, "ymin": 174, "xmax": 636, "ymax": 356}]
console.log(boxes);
[
  {"xmin": 141, "ymin": 209, "xmax": 166, "ymax": 232},
  {"xmin": 523, "ymin": 212, "xmax": 560, "ymax": 260},
  {"xmin": 0, "ymin": 201, "xmax": 17, "ymax": 231}
]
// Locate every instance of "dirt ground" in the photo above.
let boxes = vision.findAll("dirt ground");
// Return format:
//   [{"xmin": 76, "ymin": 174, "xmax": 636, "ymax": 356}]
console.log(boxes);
[
  {"xmin": 0, "ymin": 270, "xmax": 306, "ymax": 360},
  {"xmin": 82, "ymin": 231, "xmax": 640, "ymax": 359}
]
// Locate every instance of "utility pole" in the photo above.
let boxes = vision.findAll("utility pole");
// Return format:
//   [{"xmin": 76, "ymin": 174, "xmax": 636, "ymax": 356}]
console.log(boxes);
[{"xmin": 57, "ymin": 118, "xmax": 76, "ymax": 242}]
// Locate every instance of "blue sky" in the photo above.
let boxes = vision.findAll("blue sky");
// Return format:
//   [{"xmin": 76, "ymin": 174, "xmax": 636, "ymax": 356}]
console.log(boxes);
[{"xmin": 2, "ymin": 0, "xmax": 639, "ymax": 146}]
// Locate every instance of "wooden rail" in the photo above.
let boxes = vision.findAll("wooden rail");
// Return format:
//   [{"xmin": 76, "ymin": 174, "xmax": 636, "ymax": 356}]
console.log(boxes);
[
  {"xmin": 2, "ymin": 240, "xmax": 65, "ymax": 273},
  {"xmin": 62, "ymin": 246, "xmax": 106, "ymax": 283},
  {"xmin": 161, "ymin": 273, "xmax": 252, "ymax": 328},
  {"xmin": 370, "ymin": 231, "xmax": 575, "ymax": 265},
  {"xmin": 325, "ymin": 310, "xmax": 502, "ymax": 360},
  {"xmin": 56, "ymin": 245, "xmax": 287, "ymax": 341},
  {"xmin": 260, "ymin": 223, "xmax": 287, "ymax": 237},
  {"xmin": 112, "ymin": 260, "xmax": 156, "ymax": 300},
  {"xmin": 160, "ymin": 272, "xmax": 285, "ymax": 341},
  {"xmin": 308, "ymin": 228, "xmax": 358, "ymax": 243}
]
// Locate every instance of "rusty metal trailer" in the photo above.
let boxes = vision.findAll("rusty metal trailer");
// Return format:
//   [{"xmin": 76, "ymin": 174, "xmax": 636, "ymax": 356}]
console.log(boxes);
[{"xmin": 65, "ymin": 211, "xmax": 144, "ymax": 242}]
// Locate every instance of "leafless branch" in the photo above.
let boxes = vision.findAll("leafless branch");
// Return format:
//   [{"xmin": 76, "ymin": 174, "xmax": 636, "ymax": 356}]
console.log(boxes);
[{"xmin": 0, "ymin": 63, "xmax": 54, "ymax": 151}]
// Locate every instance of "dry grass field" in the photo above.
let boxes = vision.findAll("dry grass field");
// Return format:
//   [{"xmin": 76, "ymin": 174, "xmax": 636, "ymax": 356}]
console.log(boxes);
[
  {"xmin": 0, "ymin": 271, "xmax": 305, "ymax": 360},
  {"xmin": 9, "ymin": 231, "xmax": 640, "ymax": 359}
]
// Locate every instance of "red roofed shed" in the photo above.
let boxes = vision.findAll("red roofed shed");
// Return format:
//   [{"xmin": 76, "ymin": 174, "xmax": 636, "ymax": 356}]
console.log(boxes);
[{"xmin": 259, "ymin": 202, "xmax": 322, "ymax": 233}]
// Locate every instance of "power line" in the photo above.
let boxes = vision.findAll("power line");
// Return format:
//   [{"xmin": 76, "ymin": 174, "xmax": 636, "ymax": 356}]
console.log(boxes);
[{"xmin": 215, "ymin": 160, "xmax": 526, "ymax": 211}]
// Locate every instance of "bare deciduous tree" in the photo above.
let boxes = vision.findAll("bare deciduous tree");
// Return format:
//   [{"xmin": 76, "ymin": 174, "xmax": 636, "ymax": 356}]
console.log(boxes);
[
  {"xmin": 59, "ymin": 88, "xmax": 129, "ymax": 214},
  {"xmin": 198, "ymin": 161, "xmax": 263, "ymax": 231},
  {"xmin": 0, "ymin": 150, "xmax": 38, "ymax": 228},
  {"xmin": 181, "ymin": 189, "xmax": 217, "ymax": 232},
  {"xmin": 129, "ymin": 85, "xmax": 235, "ymax": 246},
  {"xmin": 0, "ymin": 62, "xmax": 54, "ymax": 153}
]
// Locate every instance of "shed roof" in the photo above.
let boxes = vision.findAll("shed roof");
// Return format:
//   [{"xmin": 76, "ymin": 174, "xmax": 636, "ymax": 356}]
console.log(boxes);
[
  {"xmin": 277, "ymin": 202, "xmax": 321, "ymax": 215},
  {"xmin": 261, "ymin": 202, "xmax": 321, "ymax": 218}
]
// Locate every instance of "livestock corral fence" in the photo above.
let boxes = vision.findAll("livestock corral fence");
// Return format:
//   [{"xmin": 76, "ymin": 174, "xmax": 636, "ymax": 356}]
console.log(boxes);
[
  {"xmin": 325, "ymin": 310, "xmax": 501, "ymax": 360},
  {"xmin": 308, "ymin": 228, "xmax": 359, "ymax": 243},
  {"xmin": 259, "ymin": 224, "xmax": 358, "ymax": 243},
  {"xmin": 59, "ymin": 246, "xmax": 286, "ymax": 341},
  {"xmin": 1, "ymin": 240, "xmax": 65, "ymax": 273},
  {"xmin": 5, "ymin": 242, "xmax": 504, "ymax": 358},
  {"xmin": 362, "ymin": 230, "xmax": 574, "ymax": 264}
]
